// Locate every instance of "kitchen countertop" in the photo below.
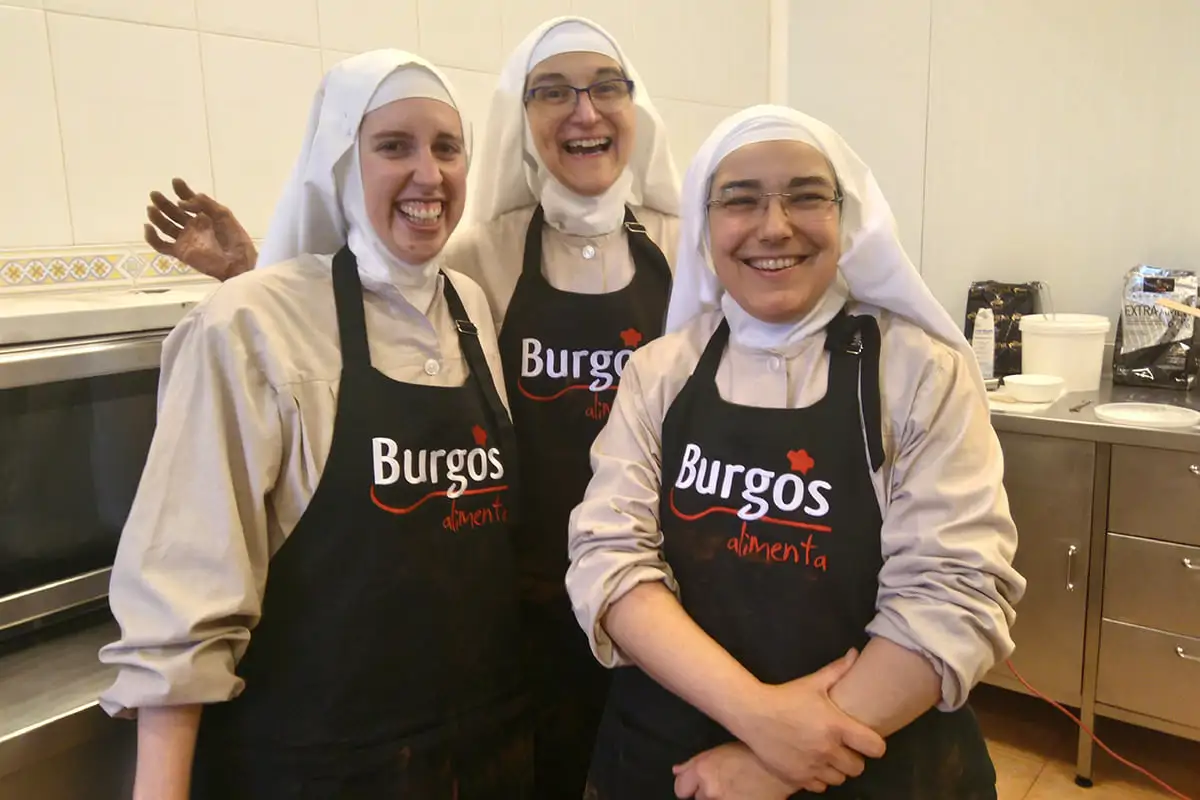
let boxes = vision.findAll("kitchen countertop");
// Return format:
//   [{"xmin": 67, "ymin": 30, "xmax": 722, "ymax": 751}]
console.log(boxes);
[
  {"xmin": 0, "ymin": 283, "xmax": 216, "ymax": 346},
  {"xmin": 989, "ymin": 380, "xmax": 1200, "ymax": 452},
  {"xmin": 4, "ymin": 379, "xmax": 1200, "ymax": 775}
]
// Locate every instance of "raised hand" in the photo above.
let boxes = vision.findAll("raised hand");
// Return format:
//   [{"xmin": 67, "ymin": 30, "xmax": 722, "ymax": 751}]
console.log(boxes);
[{"xmin": 143, "ymin": 178, "xmax": 257, "ymax": 282}]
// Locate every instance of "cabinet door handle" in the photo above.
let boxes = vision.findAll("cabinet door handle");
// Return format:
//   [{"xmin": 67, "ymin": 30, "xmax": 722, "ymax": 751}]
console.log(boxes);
[
  {"xmin": 1065, "ymin": 544, "xmax": 1078, "ymax": 591},
  {"xmin": 1178, "ymin": 647, "xmax": 1200, "ymax": 664},
  {"xmin": 1190, "ymin": 465, "xmax": 1200, "ymax": 477},
  {"xmin": 1184, "ymin": 558, "xmax": 1200, "ymax": 571}
]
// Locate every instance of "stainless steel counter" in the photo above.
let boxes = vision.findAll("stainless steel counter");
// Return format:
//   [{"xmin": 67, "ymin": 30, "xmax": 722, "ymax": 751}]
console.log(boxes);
[{"xmin": 989, "ymin": 381, "xmax": 1200, "ymax": 452}]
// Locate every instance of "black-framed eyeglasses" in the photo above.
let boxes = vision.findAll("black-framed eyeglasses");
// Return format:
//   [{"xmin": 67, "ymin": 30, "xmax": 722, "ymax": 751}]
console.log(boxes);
[
  {"xmin": 524, "ymin": 78, "xmax": 636, "ymax": 112},
  {"xmin": 706, "ymin": 188, "xmax": 844, "ymax": 220}
]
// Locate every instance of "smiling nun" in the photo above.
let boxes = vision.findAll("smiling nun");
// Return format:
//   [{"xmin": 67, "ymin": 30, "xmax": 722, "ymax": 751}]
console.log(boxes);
[
  {"xmin": 565, "ymin": 105, "xmax": 1026, "ymax": 800},
  {"xmin": 99, "ymin": 51, "xmax": 533, "ymax": 799}
]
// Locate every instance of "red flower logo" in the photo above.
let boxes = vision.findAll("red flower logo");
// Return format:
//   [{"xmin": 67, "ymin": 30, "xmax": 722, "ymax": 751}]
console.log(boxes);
[
  {"xmin": 472, "ymin": 425, "xmax": 488, "ymax": 447},
  {"xmin": 619, "ymin": 328, "xmax": 644, "ymax": 348},
  {"xmin": 787, "ymin": 449, "xmax": 815, "ymax": 475}
]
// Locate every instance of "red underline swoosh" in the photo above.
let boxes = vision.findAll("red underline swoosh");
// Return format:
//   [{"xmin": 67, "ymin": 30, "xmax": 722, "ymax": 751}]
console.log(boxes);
[
  {"xmin": 370, "ymin": 484, "xmax": 508, "ymax": 515},
  {"xmin": 517, "ymin": 380, "xmax": 592, "ymax": 402},
  {"xmin": 668, "ymin": 487, "xmax": 832, "ymax": 533}
]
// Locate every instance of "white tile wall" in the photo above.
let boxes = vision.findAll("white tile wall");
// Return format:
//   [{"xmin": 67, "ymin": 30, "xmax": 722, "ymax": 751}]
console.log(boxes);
[
  {"xmin": 1, "ymin": 0, "xmax": 772, "ymax": 266},
  {"xmin": 654, "ymin": 97, "xmax": 741, "ymax": 177},
  {"xmin": 788, "ymin": 0, "xmax": 932, "ymax": 262},
  {"xmin": 47, "ymin": 12, "xmax": 212, "ymax": 245},
  {"xmin": 196, "ymin": 0, "xmax": 320, "ymax": 47},
  {"xmin": 417, "ymin": 0, "xmax": 504, "ymax": 73},
  {"xmin": 201, "ymin": 35, "xmax": 323, "ymax": 238},
  {"xmin": 42, "ymin": 0, "xmax": 194, "ymax": 28},
  {"xmin": 316, "ymin": 0, "xmax": 419, "ymax": 54},
  {"xmin": 500, "ymin": 0, "xmax": 562, "ymax": 54},
  {"xmin": 921, "ymin": 0, "xmax": 1200, "ymax": 325},
  {"xmin": 0, "ymin": 6, "xmax": 71, "ymax": 248}
]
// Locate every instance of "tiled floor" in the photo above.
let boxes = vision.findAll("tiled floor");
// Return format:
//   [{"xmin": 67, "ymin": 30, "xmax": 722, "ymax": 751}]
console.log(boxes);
[{"xmin": 972, "ymin": 685, "xmax": 1200, "ymax": 799}]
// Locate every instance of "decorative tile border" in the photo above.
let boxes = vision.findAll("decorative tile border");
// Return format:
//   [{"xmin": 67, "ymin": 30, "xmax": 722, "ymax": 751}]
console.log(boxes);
[{"xmin": 0, "ymin": 244, "xmax": 209, "ymax": 294}]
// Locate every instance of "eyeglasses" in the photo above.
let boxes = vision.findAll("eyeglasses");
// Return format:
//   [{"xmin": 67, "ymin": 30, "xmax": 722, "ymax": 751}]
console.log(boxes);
[
  {"xmin": 524, "ymin": 78, "xmax": 635, "ymax": 113},
  {"xmin": 707, "ymin": 188, "xmax": 844, "ymax": 222}
]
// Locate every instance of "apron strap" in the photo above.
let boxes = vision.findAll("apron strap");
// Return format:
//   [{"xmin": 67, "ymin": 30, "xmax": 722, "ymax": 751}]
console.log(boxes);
[
  {"xmin": 622, "ymin": 206, "xmax": 673, "ymax": 289},
  {"xmin": 694, "ymin": 317, "xmax": 731, "ymax": 385},
  {"xmin": 332, "ymin": 247, "xmax": 372, "ymax": 369},
  {"xmin": 825, "ymin": 312, "xmax": 885, "ymax": 472},
  {"xmin": 520, "ymin": 205, "xmax": 547, "ymax": 278},
  {"xmin": 441, "ymin": 272, "xmax": 523, "ymax": 527}
]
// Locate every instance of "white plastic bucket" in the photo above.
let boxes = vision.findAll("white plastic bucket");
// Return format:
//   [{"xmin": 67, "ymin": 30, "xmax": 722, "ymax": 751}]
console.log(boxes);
[{"xmin": 1019, "ymin": 313, "xmax": 1111, "ymax": 392}]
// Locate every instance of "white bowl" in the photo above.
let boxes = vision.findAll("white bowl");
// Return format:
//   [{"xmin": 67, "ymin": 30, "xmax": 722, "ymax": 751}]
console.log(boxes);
[{"xmin": 1003, "ymin": 374, "xmax": 1065, "ymax": 404}]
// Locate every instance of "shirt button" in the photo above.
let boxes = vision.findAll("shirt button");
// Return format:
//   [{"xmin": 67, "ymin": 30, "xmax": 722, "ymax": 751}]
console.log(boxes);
[
  {"xmin": 769, "ymin": 356, "xmax": 783, "ymax": 372},
  {"xmin": 424, "ymin": 359, "xmax": 441, "ymax": 376},
  {"xmin": 581, "ymin": 244, "xmax": 597, "ymax": 260}
]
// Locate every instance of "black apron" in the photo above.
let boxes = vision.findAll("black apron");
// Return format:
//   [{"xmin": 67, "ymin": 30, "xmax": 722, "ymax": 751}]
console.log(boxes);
[
  {"xmin": 497, "ymin": 205, "xmax": 672, "ymax": 799},
  {"xmin": 586, "ymin": 312, "xmax": 997, "ymax": 799},
  {"xmin": 191, "ymin": 247, "xmax": 533, "ymax": 799}
]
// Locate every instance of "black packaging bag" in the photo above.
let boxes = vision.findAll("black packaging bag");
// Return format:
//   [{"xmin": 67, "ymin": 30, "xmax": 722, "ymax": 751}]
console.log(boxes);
[
  {"xmin": 1112, "ymin": 265, "xmax": 1199, "ymax": 390},
  {"xmin": 964, "ymin": 281, "xmax": 1042, "ymax": 378}
]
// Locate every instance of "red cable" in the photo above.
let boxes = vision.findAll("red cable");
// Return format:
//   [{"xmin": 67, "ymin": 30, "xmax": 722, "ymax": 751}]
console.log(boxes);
[{"xmin": 1004, "ymin": 659, "xmax": 1193, "ymax": 799}]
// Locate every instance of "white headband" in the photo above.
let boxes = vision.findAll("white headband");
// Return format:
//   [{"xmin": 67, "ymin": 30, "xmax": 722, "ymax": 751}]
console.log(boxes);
[
  {"xmin": 527, "ymin": 20, "xmax": 621, "ymax": 69},
  {"xmin": 366, "ymin": 64, "xmax": 454, "ymax": 113}
]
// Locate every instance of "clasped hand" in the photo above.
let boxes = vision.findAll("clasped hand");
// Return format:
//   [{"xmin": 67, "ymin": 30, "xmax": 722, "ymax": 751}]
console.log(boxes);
[{"xmin": 673, "ymin": 649, "xmax": 887, "ymax": 799}]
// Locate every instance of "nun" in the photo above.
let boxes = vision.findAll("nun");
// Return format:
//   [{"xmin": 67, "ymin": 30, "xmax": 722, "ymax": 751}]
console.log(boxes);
[
  {"xmin": 99, "ymin": 51, "xmax": 532, "ymax": 799},
  {"xmin": 565, "ymin": 105, "xmax": 1026, "ymax": 799},
  {"xmin": 440, "ymin": 16, "xmax": 680, "ymax": 798},
  {"xmin": 138, "ymin": 17, "xmax": 682, "ymax": 798}
]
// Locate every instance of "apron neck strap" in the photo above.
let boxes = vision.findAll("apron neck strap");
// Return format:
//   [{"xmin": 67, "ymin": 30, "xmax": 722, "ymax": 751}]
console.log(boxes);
[
  {"xmin": 825, "ymin": 312, "xmax": 885, "ymax": 472},
  {"xmin": 332, "ymin": 247, "xmax": 371, "ymax": 369}
]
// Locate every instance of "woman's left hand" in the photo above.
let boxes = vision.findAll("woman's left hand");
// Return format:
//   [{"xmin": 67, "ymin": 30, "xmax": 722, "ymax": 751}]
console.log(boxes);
[{"xmin": 673, "ymin": 742, "xmax": 803, "ymax": 799}]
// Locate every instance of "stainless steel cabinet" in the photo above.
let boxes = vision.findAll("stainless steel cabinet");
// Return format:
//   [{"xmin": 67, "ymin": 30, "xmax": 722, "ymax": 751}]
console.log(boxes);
[{"xmin": 986, "ymin": 432, "xmax": 1095, "ymax": 705}]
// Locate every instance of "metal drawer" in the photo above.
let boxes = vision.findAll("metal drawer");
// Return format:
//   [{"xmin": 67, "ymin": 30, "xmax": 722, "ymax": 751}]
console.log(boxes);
[
  {"xmin": 1109, "ymin": 445, "xmax": 1200, "ymax": 547},
  {"xmin": 1104, "ymin": 533, "xmax": 1200, "ymax": 639},
  {"xmin": 1097, "ymin": 620, "xmax": 1200, "ymax": 729}
]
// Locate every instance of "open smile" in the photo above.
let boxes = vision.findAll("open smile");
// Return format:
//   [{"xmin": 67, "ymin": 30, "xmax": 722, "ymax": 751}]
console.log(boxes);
[
  {"xmin": 394, "ymin": 199, "xmax": 444, "ymax": 229},
  {"xmin": 562, "ymin": 137, "xmax": 613, "ymax": 157},
  {"xmin": 741, "ymin": 255, "xmax": 811, "ymax": 273}
]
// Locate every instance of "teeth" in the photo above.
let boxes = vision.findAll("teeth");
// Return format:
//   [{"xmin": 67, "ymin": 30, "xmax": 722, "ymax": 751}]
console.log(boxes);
[
  {"xmin": 397, "ymin": 200, "xmax": 443, "ymax": 221},
  {"xmin": 746, "ymin": 257, "xmax": 802, "ymax": 271},
  {"xmin": 564, "ymin": 137, "xmax": 611, "ymax": 152}
]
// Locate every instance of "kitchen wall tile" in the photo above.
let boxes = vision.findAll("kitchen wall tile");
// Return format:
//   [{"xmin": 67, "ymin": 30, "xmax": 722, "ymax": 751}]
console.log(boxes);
[
  {"xmin": 0, "ymin": 243, "xmax": 203, "ymax": 293},
  {"xmin": 321, "ymin": 48, "xmax": 354, "ymax": 74},
  {"xmin": 789, "ymin": 0, "xmax": 932, "ymax": 262},
  {"xmin": 196, "ymin": 0, "xmax": 319, "ymax": 47},
  {"xmin": 922, "ymin": 0, "xmax": 1200, "ymax": 323},
  {"xmin": 0, "ymin": 6, "xmax": 72, "ymax": 249},
  {"xmin": 48, "ymin": 12, "xmax": 212, "ymax": 244},
  {"xmin": 417, "ymin": 0, "xmax": 503, "ymax": 73},
  {"xmin": 501, "ymin": 0, "xmax": 563, "ymax": 55},
  {"xmin": 653, "ymin": 98, "xmax": 738, "ymax": 177},
  {"xmin": 42, "ymin": 0, "xmax": 194, "ymax": 28},
  {"xmin": 439, "ymin": 67, "xmax": 500, "ymax": 216},
  {"xmin": 201, "ymin": 34, "xmax": 322, "ymax": 238},
  {"xmin": 316, "ymin": 0, "xmax": 418, "ymax": 54},
  {"xmin": 569, "ymin": 0, "xmax": 638, "ymax": 58}
]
